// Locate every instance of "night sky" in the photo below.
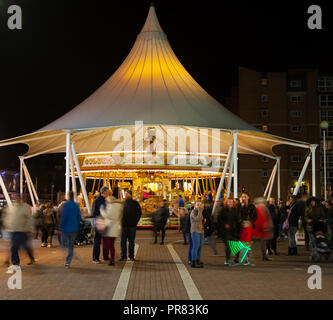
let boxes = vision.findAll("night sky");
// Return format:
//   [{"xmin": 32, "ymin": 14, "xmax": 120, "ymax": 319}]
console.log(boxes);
[{"xmin": 0, "ymin": 0, "xmax": 332, "ymax": 193}]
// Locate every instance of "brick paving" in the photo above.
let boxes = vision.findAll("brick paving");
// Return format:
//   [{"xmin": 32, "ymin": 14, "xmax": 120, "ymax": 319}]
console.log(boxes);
[
  {"xmin": 0, "ymin": 230, "xmax": 332, "ymax": 300},
  {"xmin": 125, "ymin": 235, "xmax": 188, "ymax": 300},
  {"xmin": 172, "ymin": 233, "xmax": 333, "ymax": 300}
]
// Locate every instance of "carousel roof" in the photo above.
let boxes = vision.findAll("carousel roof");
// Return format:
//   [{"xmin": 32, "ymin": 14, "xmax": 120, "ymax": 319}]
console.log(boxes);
[
  {"xmin": 39, "ymin": 5, "xmax": 256, "ymax": 132},
  {"xmin": 0, "ymin": 4, "xmax": 311, "ymax": 157}
]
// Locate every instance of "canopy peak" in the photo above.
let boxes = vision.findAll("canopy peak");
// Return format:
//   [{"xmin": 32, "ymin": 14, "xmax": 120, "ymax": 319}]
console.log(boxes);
[{"xmin": 140, "ymin": 3, "xmax": 163, "ymax": 33}]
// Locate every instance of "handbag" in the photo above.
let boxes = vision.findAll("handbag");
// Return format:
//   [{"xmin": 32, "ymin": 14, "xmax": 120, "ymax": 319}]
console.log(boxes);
[
  {"xmin": 95, "ymin": 217, "xmax": 106, "ymax": 232},
  {"xmin": 282, "ymin": 203, "xmax": 295, "ymax": 232},
  {"xmin": 282, "ymin": 215, "xmax": 289, "ymax": 231}
]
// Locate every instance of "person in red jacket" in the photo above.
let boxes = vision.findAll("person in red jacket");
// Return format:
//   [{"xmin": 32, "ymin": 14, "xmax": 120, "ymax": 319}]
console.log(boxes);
[{"xmin": 253, "ymin": 198, "xmax": 273, "ymax": 261}]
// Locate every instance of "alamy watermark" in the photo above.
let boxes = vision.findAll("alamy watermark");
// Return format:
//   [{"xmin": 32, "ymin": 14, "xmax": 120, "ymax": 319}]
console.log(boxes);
[
  {"xmin": 5, "ymin": 265, "xmax": 22, "ymax": 290},
  {"xmin": 307, "ymin": 265, "xmax": 322, "ymax": 290},
  {"xmin": 307, "ymin": 5, "xmax": 322, "ymax": 30},
  {"xmin": 2, "ymin": 4, "xmax": 325, "ymax": 31},
  {"xmin": 7, "ymin": 5, "xmax": 22, "ymax": 30},
  {"xmin": 79, "ymin": 121, "xmax": 226, "ymax": 172}
]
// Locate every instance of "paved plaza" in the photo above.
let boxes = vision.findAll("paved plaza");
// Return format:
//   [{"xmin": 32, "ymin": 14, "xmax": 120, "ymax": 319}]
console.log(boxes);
[{"xmin": 0, "ymin": 230, "xmax": 332, "ymax": 300}]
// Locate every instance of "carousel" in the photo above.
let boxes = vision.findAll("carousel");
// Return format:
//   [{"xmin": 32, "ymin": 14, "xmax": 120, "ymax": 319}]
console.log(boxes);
[
  {"xmin": 0, "ymin": 4, "xmax": 316, "ymax": 229},
  {"xmin": 76, "ymin": 152, "xmax": 223, "ymax": 228}
]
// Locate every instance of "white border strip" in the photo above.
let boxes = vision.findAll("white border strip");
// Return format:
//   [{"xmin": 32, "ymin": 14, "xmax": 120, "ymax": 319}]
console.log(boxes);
[
  {"xmin": 167, "ymin": 244, "xmax": 202, "ymax": 300},
  {"xmin": 112, "ymin": 244, "xmax": 139, "ymax": 300}
]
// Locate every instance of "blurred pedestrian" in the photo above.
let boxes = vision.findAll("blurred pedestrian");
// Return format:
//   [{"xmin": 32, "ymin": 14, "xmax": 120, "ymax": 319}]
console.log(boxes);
[
  {"xmin": 207, "ymin": 190, "xmax": 213, "ymax": 203},
  {"xmin": 297, "ymin": 194, "xmax": 308, "ymax": 249},
  {"xmin": 56, "ymin": 197, "xmax": 68, "ymax": 247},
  {"xmin": 190, "ymin": 201, "xmax": 205, "ymax": 268},
  {"xmin": 100, "ymin": 196, "xmax": 124, "ymax": 266},
  {"xmin": 120, "ymin": 190, "xmax": 142, "ymax": 261},
  {"xmin": 283, "ymin": 195, "xmax": 300, "ymax": 256},
  {"xmin": 217, "ymin": 198, "xmax": 240, "ymax": 265},
  {"xmin": 41, "ymin": 202, "xmax": 56, "ymax": 248},
  {"xmin": 92, "ymin": 186, "xmax": 109, "ymax": 263},
  {"xmin": 60, "ymin": 191, "xmax": 81, "ymax": 268},
  {"xmin": 185, "ymin": 205, "xmax": 192, "ymax": 264},
  {"xmin": 152, "ymin": 200, "xmax": 169, "ymax": 245},
  {"xmin": 179, "ymin": 207, "xmax": 187, "ymax": 244},
  {"xmin": 178, "ymin": 195, "xmax": 185, "ymax": 208},
  {"xmin": 277, "ymin": 198, "xmax": 286, "ymax": 239},
  {"xmin": 0, "ymin": 207, "xmax": 11, "ymax": 266},
  {"xmin": 237, "ymin": 192, "xmax": 257, "ymax": 266},
  {"xmin": 203, "ymin": 200, "xmax": 219, "ymax": 255},
  {"xmin": 305, "ymin": 197, "xmax": 324, "ymax": 230},
  {"xmin": 253, "ymin": 198, "xmax": 273, "ymax": 261},
  {"xmin": 266, "ymin": 197, "xmax": 280, "ymax": 255},
  {"xmin": 3, "ymin": 199, "xmax": 35, "ymax": 267},
  {"xmin": 33, "ymin": 201, "xmax": 44, "ymax": 240}
]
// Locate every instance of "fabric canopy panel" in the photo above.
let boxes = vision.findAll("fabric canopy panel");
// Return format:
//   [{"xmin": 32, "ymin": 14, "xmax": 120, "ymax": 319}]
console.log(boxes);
[
  {"xmin": 0, "ymin": 5, "xmax": 311, "ymax": 158},
  {"xmin": 0, "ymin": 125, "xmax": 310, "ymax": 158},
  {"xmin": 36, "ymin": 5, "xmax": 258, "ymax": 132}
]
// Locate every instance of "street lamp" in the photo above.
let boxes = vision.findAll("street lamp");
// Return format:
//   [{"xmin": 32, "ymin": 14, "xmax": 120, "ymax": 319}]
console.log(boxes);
[{"xmin": 320, "ymin": 120, "xmax": 329, "ymax": 201}]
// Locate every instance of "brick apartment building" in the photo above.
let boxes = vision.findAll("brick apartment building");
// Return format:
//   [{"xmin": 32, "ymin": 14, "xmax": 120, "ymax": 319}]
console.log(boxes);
[{"xmin": 226, "ymin": 67, "xmax": 333, "ymax": 200}]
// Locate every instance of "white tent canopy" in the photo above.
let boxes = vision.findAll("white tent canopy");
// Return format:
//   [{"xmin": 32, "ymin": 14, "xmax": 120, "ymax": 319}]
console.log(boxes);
[
  {"xmin": 0, "ymin": 6, "xmax": 310, "ymax": 157},
  {"xmin": 0, "ymin": 4, "xmax": 317, "ymax": 209}
]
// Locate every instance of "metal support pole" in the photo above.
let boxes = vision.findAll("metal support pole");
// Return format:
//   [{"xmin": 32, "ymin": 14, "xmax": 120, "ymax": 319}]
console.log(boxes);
[
  {"xmin": 23, "ymin": 162, "xmax": 39, "ymax": 203},
  {"xmin": 310, "ymin": 144, "xmax": 317, "ymax": 197},
  {"xmin": 71, "ymin": 143, "xmax": 92, "ymax": 215},
  {"xmin": 0, "ymin": 172, "xmax": 13, "ymax": 209},
  {"xmin": 227, "ymin": 152, "xmax": 234, "ymax": 198},
  {"xmin": 212, "ymin": 144, "xmax": 233, "ymax": 214},
  {"xmin": 69, "ymin": 151, "xmax": 77, "ymax": 202},
  {"xmin": 19, "ymin": 156, "xmax": 23, "ymax": 200},
  {"xmin": 233, "ymin": 131, "xmax": 238, "ymax": 199},
  {"xmin": 277, "ymin": 157, "xmax": 281, "ymax": 200},
  {"xmin": 293, "ymin": 155, "xmax": 311, "ymax": 196},
  {"xmin": 263, "ymin": 165, "xmax": 275, "ymax": 198},
  {"xmin": 267, "ymin": 164, "xmax": 277, "ymax": 201},
  {"xmin": 22, "ymin": 164, "xmax": 36, "ymax": 208},
  {"xmin": 65, "ymin": 132, "xmax": 71, "ymax": 196}
]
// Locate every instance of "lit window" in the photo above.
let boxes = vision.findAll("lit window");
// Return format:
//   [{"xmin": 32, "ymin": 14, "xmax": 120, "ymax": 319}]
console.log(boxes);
[
  {"xmin": 319, "ymin": 95, "xmax": 333, "ymax": 107},
  {"xmin": 321, "ymin": 125, "xmax": 333, "ymax": 138},
  {"xmin": 320, "ymin": 156, "xmax": 333, "ymax": 168},
  {"xmin": 261, "ymin": 78, "xmax": 268, "ymax": 86},
  {"xmin": 262, "ymin": 125, "xmax": 268, "ymax": 132},
  {"xmin": 318, "ymin": 77, "xmax": 333, "ymax": 92},
  {"xmin": 320, "ymin": 110, "xmax": 333, "ymax": 121}
]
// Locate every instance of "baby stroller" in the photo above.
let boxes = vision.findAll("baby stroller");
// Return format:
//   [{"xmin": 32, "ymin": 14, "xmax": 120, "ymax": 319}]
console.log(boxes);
[
  {"xmin": 309, "ymin": 221, "xmax": 333, "ymax": 262},
  {"xmin": 75, "ymin": 218, "xmax": 94, "ymax": 246}
]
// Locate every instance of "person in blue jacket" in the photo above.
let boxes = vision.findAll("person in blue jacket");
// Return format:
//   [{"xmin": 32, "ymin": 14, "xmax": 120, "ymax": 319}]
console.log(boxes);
[
  {"xmin": 60, "ymin": 191, "xmax": 81, "ymax": 268},
  {"xmin": 178, "ymin": 195, "xmax": 185, "ymax": 208}
]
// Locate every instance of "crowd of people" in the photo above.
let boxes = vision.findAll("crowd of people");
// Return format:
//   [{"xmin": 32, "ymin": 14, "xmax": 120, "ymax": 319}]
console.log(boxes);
[
  {"xmin": 1, "ymin": 187, "xmax": 332, "ymax": 270},
  {"xmin": 179, "ymin": 192, "xmax": 333, "ymax": 267}
]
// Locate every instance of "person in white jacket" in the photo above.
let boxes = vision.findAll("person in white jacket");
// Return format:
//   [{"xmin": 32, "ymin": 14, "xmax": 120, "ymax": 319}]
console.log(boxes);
[
  {"xmin": 100, "ymin": 196, "xmax": 124, "ymax": 266},
  {"xmin": 3, "ymin": 199, "xmax": 35, "ymax": 267}
]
